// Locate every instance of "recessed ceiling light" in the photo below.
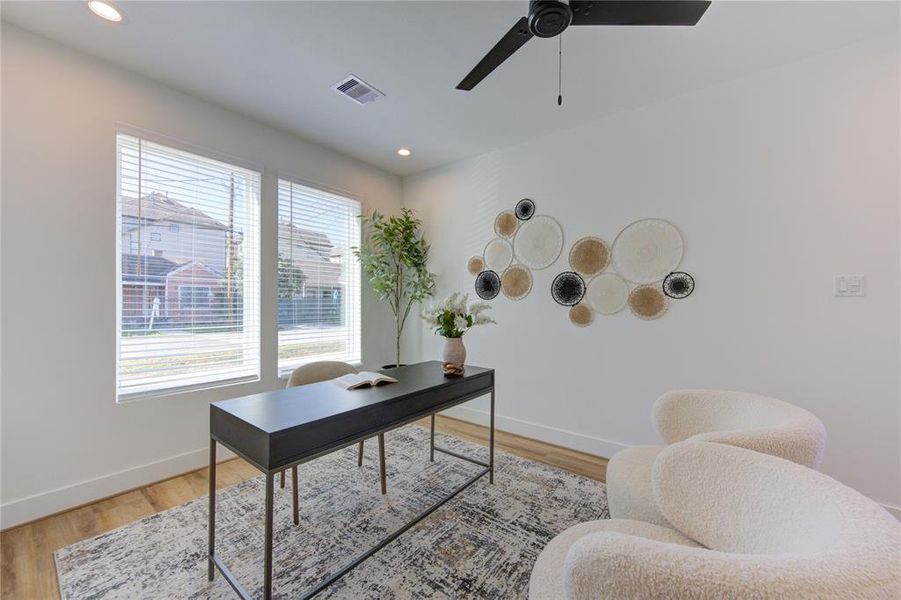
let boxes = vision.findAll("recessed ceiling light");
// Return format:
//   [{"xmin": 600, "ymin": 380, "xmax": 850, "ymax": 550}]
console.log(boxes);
[
  {"xmin": 87, "ymin": 1, "xmax": 123, "ymax": 22},
  {"xmin": 397, "ymin": 148, "xmax": 412, "ymax": 157}
]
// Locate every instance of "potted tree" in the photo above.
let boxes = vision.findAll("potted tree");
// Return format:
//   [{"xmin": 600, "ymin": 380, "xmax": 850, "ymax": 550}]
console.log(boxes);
[{"xmin": 354, "ymin": 208, "xmax": 436, "ymax": 368}]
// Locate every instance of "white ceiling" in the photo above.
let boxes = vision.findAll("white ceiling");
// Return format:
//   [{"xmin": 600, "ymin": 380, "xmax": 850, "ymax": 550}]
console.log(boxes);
[{"xmin": 2, "ymin": 1, "xmax": 896, "ymax": 176}]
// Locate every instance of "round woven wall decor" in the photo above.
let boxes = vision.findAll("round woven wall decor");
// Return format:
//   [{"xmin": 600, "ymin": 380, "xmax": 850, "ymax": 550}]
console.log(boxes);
[
  {"xmin": 628, "ymin": 284, "xmax": 669, "ymax": 320},
  {"xmin": 551, "ymin": 271, "xmax": 586, "ymax": 306},
  {"xmin": 569, "ymin": 236, "xmax": 610, "ymax": 277},
  {"xmin": 569, "ymin": 304, "xmax": 593, "ymax": 327},
  {"xmin": 515, "ymin": 198, "xmax": 536, "ymax": 221},
  {"xmin": 612, "ymin": 219, "xmax": 684, "ymax": 284},
  {"xmin": 663, "ymin": 271, "xmax": 695, "ymax": 299},
  {"xmin": 467, "ymin": 256, "xmax": 484, "ymax": 276},
  {"xmin": 585, "ymin": 272, "xmax": 629, "ymax": 315},
  {"xmin": 475, "ymin": 270, "xmax": 501, "ymax": 300},
  {"xmin": 501, "ymin": 265, "xmax": 533, "ymax": 300},
  {"xmin": 483, "ymin": 238, "xmax": 514, "ymax": 272},
  {"xmin": 494, "ymin": 211, "xmax": 519, "ymax": 239},
  {"xmin": 514, "ymin": 215, "xmax": 564, "ymax": 270}
]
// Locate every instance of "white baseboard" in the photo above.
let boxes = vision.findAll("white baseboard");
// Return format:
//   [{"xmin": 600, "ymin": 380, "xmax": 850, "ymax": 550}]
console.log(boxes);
[
  {"xmin": 441, "ymin": 405, "xmax": 628, "ymax": 460},
  {"xmin": 882, "ymin": 503, "xmax": 901, "ymax": 521},
  {"xmin": 0, "ymin": 446, "xmax": 235, "ymax": 530}
]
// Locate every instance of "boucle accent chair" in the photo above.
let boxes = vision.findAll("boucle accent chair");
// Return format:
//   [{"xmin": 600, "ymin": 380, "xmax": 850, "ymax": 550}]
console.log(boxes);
[
  {"xmin": 607, "ymin": 389, "xmax": 827, "ymax": 526},
  {"xmin": 529, "ymin": 441, "xmax": 901, "ymax": 600}
]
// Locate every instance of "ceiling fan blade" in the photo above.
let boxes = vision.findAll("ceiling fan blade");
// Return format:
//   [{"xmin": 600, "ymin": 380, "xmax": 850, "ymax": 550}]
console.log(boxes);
[
  {"xmin": 456, "ymin": 17, "xmax": 534, "ymax": 91},
  {"xmin": 570, "ymin": 1, "xmax": 711, "ymax": 26}
]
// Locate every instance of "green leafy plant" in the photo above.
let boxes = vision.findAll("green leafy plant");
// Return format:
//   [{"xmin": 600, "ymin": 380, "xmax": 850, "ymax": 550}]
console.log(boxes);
[
  {"xmin": 422, "ymin": 292, "xmax": 495, "ymax": 338},
  {"xmin": 353, "ymin": 208, "xmax": 436, "ymax": 366}
]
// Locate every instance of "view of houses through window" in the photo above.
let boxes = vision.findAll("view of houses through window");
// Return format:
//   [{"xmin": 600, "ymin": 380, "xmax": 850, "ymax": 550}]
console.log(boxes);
[
  {"xmin": 117, "ymin": 134, "xmax": 261, "ymax": 399},
  {"xmin": 277, "ymin": 179, "xmax": 361, "ymax": 373}
]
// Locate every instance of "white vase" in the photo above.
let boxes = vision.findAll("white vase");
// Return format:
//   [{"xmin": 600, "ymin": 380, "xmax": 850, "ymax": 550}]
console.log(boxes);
[{"xmin": 442, "ymin": 337, "xmax": 466, "ymax": 366}]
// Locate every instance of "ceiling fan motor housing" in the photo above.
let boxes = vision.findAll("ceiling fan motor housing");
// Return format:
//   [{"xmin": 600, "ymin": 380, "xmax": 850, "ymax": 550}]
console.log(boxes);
[{"xmin": 528, "ymin": 0, "xmax": 573, "ymax": 38}]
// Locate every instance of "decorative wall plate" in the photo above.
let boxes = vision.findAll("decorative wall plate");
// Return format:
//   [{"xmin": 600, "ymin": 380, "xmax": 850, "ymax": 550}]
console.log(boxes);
[
  {"xmin": 514, "ymin": 215, "xmax": 564, "ymax": 270},
  {"xmin": 475, "ymin": 270, "xmax": 501, "ymax": 300},
  {"xmin": 628, "ymin": 284, "xmax": 669, "ymax": 320},
  {"xmin": 515, "ymin": 198, "xmax": 535, "ymax": 221},
  {"xmin": 483, "ymin": 238, "xmax": 514, "ymax": 272},
  {"xmin": 467, "ymin": 256, "xmax": 484, "ymax": 276},
  {"xmin": 551, "ymin": 271, "xmax": 586, "ymax": 306},
  {"xmin": 569, "ymin": 236, "xmax": 610, "ymax": 277},
  {"xmin": 569, "ymin": 304, "xmax": 593, "ymax": 327},
  {"xmin": 494, "ymin": 211, "xmax": 519, "ymax": 239},
  {"xmin": 501, "ymin": 264, "xmax": 533, "ymax": 300},
  {"xmin": 663, "ymin": 271, "xmax": 695, "ymax": 299},
  {"xmin": 585, "ymin": 272, "xmax": 629, "ymax": 315},
  {"xmin": 612, "ymin": 219, "xmax": 684, "ymax": 284}
]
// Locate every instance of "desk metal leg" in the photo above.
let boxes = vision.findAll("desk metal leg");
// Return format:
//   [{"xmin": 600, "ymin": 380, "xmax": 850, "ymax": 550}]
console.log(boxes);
[
  {"xmin": 208, "ymin": 438, "xmax": 216, "ymax": 581},
  {"xmin": 429, "ymin": 414, "xmax": 435, "ymax": 462},
  {"xmin": 263, "ymin": 473, "xmax": 274, "ymax": 600},
  {"xmin": 489, "ymin": 389, "xmax": 495, "ymax": 484}
]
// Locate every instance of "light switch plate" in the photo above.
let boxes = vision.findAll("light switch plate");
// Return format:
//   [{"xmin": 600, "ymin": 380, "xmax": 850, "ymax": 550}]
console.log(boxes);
[{"xmin": 833, "ymin": 275, "xmax": 865, "ymax": 297}]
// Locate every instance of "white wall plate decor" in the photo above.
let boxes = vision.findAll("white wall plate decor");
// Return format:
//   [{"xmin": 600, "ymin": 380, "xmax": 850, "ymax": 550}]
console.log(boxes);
[
  {"xmin": 483, "ymin": 237, "xmax": 514, "ymax": 272},
  {"xmin": 513, "ymin": 215, "xmax": 564, "ymax": 270},
  {"xmin": 612, "ymin": 219, "xmax": 684, "ymax": 284},
  {"xmin": 585, "ymin": 272, "xmax": 629, "ymax": 315}
]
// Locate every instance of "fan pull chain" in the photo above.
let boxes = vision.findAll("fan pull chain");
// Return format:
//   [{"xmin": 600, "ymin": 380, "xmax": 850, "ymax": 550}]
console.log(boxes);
[{"xmin": 557, "ymin": 34, "xmax": 563, "ymax": 106}]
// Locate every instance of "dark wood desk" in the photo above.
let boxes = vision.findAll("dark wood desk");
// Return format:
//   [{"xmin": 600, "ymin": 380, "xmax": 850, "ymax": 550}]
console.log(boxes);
[{"xmin": 208, "ymin": 361, "xmax": 495, "ymax": 599}]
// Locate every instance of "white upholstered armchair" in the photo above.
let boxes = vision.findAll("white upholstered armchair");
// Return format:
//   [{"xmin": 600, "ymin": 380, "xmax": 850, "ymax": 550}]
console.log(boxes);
[
  {"xmin": 606, "ymin": 389, "xmax": 827, "ymax": 526},
  {"xmin": 530, "ymin": 441, "xmax": 901, "ymax": 600}
]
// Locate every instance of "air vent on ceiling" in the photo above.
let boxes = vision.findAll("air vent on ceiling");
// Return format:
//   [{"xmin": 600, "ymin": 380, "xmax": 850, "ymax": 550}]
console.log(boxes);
[{"xmin": 331, "ymin": 74, "xmax": 384, "ymax": 106}]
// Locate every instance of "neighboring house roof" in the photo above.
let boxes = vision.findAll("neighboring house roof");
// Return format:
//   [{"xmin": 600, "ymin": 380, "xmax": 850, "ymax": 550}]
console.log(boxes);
[
  {"xmin": 278, "ymin": 219, "xmax": 333, "ymax": 258},
  {"xmin": 121, "ymin": 192, "xmax": 229, "ymax": 231},
  {"xmin": 121, "ymin": 254, "xmax": 220, "ymax": 284}
]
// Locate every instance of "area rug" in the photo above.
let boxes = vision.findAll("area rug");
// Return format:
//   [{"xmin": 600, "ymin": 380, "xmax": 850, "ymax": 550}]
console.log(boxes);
[{"xmin": 55, "ymin": 426, "xmax": 608, "ymax": 599}]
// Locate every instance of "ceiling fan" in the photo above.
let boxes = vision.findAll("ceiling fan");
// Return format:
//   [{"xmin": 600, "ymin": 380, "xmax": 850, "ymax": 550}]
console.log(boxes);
[{"xmin": 456, "ymin": 1, "xmax": 712, "ymax": 92}]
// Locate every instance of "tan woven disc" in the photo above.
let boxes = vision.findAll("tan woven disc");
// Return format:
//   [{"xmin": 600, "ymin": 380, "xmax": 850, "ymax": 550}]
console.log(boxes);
[
  {"xmin": 501, "ymin": 265, "xmax": 532, "ymax": 300},
  {"xmin": 628, "ymin": 285, "xmax": 669, "ymax": 320},
  {"xmin": 569, "ymin": 237, "xmax": 610, "ymax": 276},
  {"xmin": 467, "ymin": 256, "xmax": 484, "ymax": 276},
  {"xmin": 494, "ymin": 211, "xmax": 519, "ymax": 238},
  {"xmin": 569, "ymin": 304, "xmax": 593, "ymax": 327}
]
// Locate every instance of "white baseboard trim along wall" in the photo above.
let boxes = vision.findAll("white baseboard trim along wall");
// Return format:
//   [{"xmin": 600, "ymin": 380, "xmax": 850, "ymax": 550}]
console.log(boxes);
[
  {"xmin": 441, "ymin": 405, "xmax": 630, "ymax": 462},
  {"xmin": 0, "ymin": 446, "xmax": 235, "ymax": 530}
]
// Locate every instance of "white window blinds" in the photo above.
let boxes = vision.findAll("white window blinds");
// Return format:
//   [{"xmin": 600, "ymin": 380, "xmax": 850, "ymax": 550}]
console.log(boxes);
[
  {"xmin": 117, "ymin": 133, "xmax": 261, "ymax": 400},
  {"xmin": 277, "ymin": 179, "xmax": 361, "ymax": 373}
]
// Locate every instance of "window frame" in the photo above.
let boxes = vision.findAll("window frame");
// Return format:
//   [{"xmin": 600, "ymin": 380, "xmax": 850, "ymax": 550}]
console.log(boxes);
[
  {"xmin": 275, "ymin": 175, "xmax": 363, "ymax": 378},
  {"xmin": 115, "ymin": 126, "xmax": 263, "ymax": 402}
]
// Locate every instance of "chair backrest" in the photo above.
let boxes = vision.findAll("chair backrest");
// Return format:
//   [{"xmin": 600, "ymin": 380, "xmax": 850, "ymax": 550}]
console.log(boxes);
[
  {"xmin": 286, "ymin": 361, "xmax": 357, "ymax": 388},
  {"xmin": 653, "ymin": 441, "xmax": 900, "ymax": 562},
  {"xmin": 653, "ymin": 389, "xmax": 827, "ymax": 468}
]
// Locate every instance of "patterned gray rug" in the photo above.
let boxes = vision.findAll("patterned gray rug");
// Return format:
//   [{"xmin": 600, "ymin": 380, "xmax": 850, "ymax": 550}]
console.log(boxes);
[{"xmin": 55, "ymin": 425, "xmax": 608, "ymax": 599}]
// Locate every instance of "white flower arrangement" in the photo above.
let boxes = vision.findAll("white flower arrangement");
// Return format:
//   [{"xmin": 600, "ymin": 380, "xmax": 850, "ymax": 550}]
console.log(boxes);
[{"xmin": 421, "ymin": 292, "xmax": 496, "ymax": 338}]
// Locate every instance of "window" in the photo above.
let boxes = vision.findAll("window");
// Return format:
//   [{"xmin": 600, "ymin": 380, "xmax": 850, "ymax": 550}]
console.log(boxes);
[
  {"xmin": 117, "ymin": 133, "xmax": 261, "ymax": 400},
  {"xmin": 169, "ymin": 223, "xmax": 180, "ymax": 233},
  {"xmin": 277, "ymin": 179, "xmax": 361, "ymax": 374}
]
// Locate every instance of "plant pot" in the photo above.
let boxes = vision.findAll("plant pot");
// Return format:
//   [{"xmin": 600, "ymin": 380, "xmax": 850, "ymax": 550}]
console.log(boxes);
[{"xmin": 442, "ymin": 337, "xmax": 466, "ymax": 376}]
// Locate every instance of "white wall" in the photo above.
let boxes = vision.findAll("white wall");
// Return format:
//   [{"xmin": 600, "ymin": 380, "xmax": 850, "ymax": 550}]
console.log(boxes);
[
  {"xmin": 403, "ymin": 33, "xmax": 901, "ymax": 510},
  {"xmin": 0, "ymin": 24, "xmax": 402, "ymax": 527}
]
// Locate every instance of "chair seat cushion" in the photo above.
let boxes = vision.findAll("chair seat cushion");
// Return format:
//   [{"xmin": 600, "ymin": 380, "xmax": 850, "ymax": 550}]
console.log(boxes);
[
  {"xmin": 605, "ymin": 445, "xmax": 670, "ymax": 527},
  {"xmin": 528, "ymin": 518, "xmax": 700, "ymax": 600}
]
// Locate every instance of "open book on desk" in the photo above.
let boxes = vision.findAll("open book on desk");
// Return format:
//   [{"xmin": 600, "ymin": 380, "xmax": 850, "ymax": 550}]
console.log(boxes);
[{"xmin": 333, "ymin": 371, "xmax": 399, "ymax": 390}]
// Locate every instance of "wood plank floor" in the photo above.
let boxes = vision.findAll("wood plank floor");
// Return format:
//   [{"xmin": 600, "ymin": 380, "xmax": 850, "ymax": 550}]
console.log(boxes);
[{"xmin": 0, "ymin": 416, "xmax": 607, "ymax": 600}]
